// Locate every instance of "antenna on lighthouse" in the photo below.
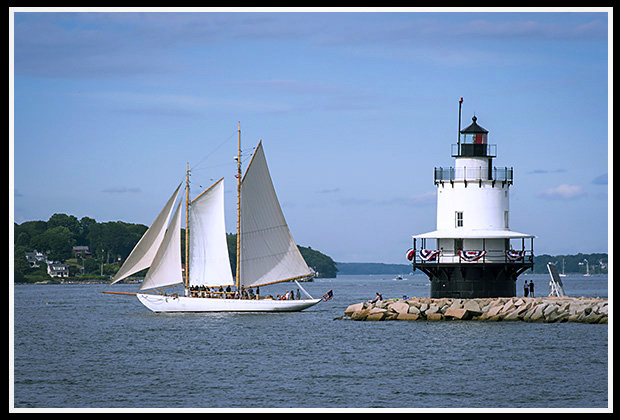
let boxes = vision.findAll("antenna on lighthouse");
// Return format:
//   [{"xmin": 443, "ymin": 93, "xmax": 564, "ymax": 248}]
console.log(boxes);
[{"xmin": 458, "ymin": 97, "xmax": 464, "ymax": 152}]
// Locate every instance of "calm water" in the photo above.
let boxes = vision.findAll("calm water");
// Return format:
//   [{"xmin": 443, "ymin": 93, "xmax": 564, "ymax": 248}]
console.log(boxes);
[{"xmin": 12, "ymin": 273, "xmax": 609, "ymax": 409}]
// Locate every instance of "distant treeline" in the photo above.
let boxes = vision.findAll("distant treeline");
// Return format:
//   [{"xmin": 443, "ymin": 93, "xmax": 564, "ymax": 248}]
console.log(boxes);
[
  {"xmin": 337, "ymin": 253, "xmax": 608, "ymax": 276},
  {"xmin": 531, "ymin": 253, "xmax": 607, "ymax": 275},
  {"xmin": 336, "ymin": 262, "xmax": 411, "ymax": 275},
  {"xmin": 13, "ymin": 213, "xmax": 338, "ymax": 282}
]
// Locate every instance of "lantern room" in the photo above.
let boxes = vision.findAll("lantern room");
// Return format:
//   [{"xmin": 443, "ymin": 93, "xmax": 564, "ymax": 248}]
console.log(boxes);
[
  {"xmin": 461, "ymin": 115, "xmax": 488, "ymax": 143},
  {"xmin": 452, "ymin": 115, "xmax": 495, "ymax": 158}
]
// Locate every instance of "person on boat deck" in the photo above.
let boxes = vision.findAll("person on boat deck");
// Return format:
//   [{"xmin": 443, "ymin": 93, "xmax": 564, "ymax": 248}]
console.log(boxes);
[
  {"xmin": 218, "ymin": 286, "xmax": 224, "ymax": 298},
  {"xmin": 225, "ymin": 285, "xmax": 231, "ymax": 298},
  {"xmin": 296, "ymin": 289, "xmax": 300, "ymax": 300}
]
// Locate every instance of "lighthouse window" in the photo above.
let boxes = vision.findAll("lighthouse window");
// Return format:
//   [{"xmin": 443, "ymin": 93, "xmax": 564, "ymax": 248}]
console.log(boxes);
[{"xmin": 455, "ymin": 211, "xmax": 464, "ymax": 227}]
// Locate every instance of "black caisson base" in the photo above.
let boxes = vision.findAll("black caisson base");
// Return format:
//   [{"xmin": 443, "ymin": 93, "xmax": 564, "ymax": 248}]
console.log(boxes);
[{"xmin": 416, "ymin": 263, "xmax": 533, "ymax": 299}]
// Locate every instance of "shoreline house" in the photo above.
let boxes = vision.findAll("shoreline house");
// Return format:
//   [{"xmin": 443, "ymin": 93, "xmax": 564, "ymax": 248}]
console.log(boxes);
[
  {"xmin": 25, "ymin": 250, "xmax": 47, "ymax": 268},
  {"xmin": 47, "ymin": 262, "xmax": 69, "ymax": 278},
  {"xmin": 73, "ymin": 245, "xmax": 91, "ymax": 258}
]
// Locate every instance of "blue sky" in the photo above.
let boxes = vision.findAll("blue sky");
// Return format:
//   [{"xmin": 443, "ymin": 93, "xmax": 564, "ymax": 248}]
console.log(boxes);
[{"xmin": 11, "ymin": 9, "xmax": 610, "ymax": 263}]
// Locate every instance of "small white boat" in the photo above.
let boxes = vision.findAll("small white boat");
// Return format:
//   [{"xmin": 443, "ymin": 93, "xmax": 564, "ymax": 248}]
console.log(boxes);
[{"xmin": 103, "ymin": 124, "xmax": 330, "ymax": 312}]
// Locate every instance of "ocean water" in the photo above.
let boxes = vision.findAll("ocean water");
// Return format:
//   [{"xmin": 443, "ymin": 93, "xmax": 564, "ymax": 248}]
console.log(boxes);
[{"xmin": 12, "ymin": 273, "xmax": 609, "ymax": 409}]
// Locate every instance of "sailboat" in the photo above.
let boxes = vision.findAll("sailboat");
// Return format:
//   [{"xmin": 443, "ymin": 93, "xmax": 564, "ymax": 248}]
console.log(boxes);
[{"xmin": 103, "ymin": 125, "xmax": 327, "ymax": 312}]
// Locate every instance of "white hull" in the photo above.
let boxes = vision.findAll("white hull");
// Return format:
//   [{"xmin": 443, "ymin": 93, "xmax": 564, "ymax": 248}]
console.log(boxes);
[{"xmin": 137, "ymin": 293, "xmax": 321, "ymax": 313}]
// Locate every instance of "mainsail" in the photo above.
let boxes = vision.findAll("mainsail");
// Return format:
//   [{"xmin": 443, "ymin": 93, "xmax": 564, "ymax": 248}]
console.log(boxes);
[
  {"xmin": 109, "ymin": 183, "xmax": 182, "ymax": 285},
  {"xmin": 239, "ymin": 141, "xmax": 312, "ymax": 288},
  {"xmin": 139, "ymin": 198, "xmax": 184, "ymax": 291},
  {"xmin": 189, "ymin": 178, "xmax": 235, "ymax": 287}
]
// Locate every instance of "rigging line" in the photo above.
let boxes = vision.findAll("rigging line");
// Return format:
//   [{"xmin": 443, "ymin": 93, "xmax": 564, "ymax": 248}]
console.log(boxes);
[
  {"xmin": 191, "ymin": 161, "xmax": 236, "ymax": 172},
  {"xmin": 191, "ymin": 130, "xmax": 239, "ymax": 172}
]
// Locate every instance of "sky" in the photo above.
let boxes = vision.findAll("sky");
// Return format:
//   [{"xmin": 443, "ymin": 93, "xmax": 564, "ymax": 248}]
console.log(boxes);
[{"xmin": 10, "ymin": 8, "xmax": 611, "ymax": 264}]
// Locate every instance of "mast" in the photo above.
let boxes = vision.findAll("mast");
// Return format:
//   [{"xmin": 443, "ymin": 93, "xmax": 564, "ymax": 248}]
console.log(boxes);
[
  {"xmin": 185, "ymin": 162, "xmax": 190, "ymax": 290},
  {"xmin": 458, "ymin": 97, "xmax": 463, "ymax": 153},
  {"xmin": 235, "ymin": 122, "xmax": 241, "ymax": 291}
]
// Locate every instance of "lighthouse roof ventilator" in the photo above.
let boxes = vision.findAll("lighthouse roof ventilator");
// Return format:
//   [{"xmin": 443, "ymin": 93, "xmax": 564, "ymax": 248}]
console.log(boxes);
[{"xmin": 409, "ymin": 98, "xmax": 535, "ymax": 299}]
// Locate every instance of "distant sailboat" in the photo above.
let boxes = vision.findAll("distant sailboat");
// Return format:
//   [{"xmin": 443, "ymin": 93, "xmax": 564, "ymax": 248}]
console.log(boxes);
[
  {"xmin": 583, "ymin": 259, "xmax": 591, "ymax": 277},
  {"xmin": 103, "ymin": 125, "xmax": 328, "ymax": 312}
]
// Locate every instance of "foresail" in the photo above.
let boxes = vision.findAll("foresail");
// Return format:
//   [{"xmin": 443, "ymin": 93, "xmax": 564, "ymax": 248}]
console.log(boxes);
[
  {"xmin": 109, "ymin": 183, "xmax": 182, "ymax": 285},
  {"xmin": 139, "ymin": 199, "xmax": 184, "ymax": 291},
  {"xmin": 189, "ymin": 178, "xmax": 235, "ymax": 287},
  {"xmin": 239, "ymin": 142, "xmax": 312, "ymax": 288}
]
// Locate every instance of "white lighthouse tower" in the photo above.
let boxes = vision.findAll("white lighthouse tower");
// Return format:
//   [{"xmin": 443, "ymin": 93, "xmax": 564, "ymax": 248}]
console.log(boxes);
[{"xmin": 410, "ymin": 99, "xmax": 535, "ymax": 298}]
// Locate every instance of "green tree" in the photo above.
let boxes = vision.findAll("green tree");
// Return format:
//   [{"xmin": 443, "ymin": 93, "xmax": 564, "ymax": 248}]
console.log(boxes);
[
  {"xmin": 14, "ymin": 220, "xmax": 47, "ymax": 247},
  {"xmin": 78, "ymin": 216, "xmax": 97, "ymax": 245},
  {"xmin": 31, "ymin": 226, "xmax": 75, "ymax": 261},
  {"xmin": 47, "ymin": 213, "xmax": 81, "ymax": 237},
  {"xmin": 84, "ymin": 257, "xmax": 100, "ymax": 275},
  {"xmin": 13, "ymin": 246, "xmax": 30, "ymax": 283},
  {"xmin": 298, "ymin": 245, "xmax": 338, "ymax": 278}
]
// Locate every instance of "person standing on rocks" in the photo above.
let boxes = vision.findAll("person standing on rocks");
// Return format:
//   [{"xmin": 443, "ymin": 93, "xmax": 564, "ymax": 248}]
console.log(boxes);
[
  {"xmin": 529, "ymin": 280, "xmax": 535, "ymax": 298},
  {"xmin": 524, "ymin": 280, "xmax": 529, "ymax": 297}
]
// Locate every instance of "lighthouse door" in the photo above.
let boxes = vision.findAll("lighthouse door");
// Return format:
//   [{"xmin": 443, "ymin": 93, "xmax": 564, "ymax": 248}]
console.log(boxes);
[{"xmin": 454, "ymin": 238, "xmax": 463, "ymax": 255}]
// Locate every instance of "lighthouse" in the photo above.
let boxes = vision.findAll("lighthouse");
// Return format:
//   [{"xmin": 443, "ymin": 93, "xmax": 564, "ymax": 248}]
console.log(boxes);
[{"xmin": 410, "ymin": 99, "xmax": 535, "ymax": 298}]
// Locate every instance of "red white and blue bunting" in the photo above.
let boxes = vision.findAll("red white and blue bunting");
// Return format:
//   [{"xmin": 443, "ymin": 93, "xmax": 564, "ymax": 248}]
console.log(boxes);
[
  {"xmin": 458, "ymin": 250, "xmax": 487, "ymax": 262},
  {"xmin": 419, "ymin": 249, "xmax": 441, "ymax": 261},
  {"xmin": 505, "ymin": 250, "xmax": 526, "ymax": 261},
  {"xmin": 405, "ymin": 248, "xmax": 415, "ymax": 261}
]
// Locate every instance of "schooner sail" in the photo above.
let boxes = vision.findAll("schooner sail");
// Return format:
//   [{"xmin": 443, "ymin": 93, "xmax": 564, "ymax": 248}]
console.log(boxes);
[
  {"xmin": 139, "ymin": 198, "xmax": 184, "ymax": 292},
  {"xmin": 189, "ymin": 178, "xmax": 235, "ymax": 288},
  {"xmin": 239, "ymin": 141, "xmax": 313, "ymax": 289},
  {"xmin": 103, "ymin": 128, "xmax": 328, "ymax": 312},
  {"xmin": 109, "ymin": 183, "xmax": 182, "ymax": 286}
]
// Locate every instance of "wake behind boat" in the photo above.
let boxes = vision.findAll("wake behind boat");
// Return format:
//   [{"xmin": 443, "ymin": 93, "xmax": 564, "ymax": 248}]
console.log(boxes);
[{"xmin": 103, "ymin": 124, "xmax": 331, "ymax": 312}]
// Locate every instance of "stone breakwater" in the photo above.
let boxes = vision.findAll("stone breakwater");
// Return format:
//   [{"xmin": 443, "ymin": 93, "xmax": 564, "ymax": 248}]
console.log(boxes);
[{"xmin": 343, "ymin": 296, "xmax": 608, "ymax": 323}]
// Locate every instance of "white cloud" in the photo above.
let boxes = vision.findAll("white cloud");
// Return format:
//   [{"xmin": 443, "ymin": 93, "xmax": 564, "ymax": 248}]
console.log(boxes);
[{"xmin": 535, "ymin": 184, "xmax": 585, "ymax": 200}]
